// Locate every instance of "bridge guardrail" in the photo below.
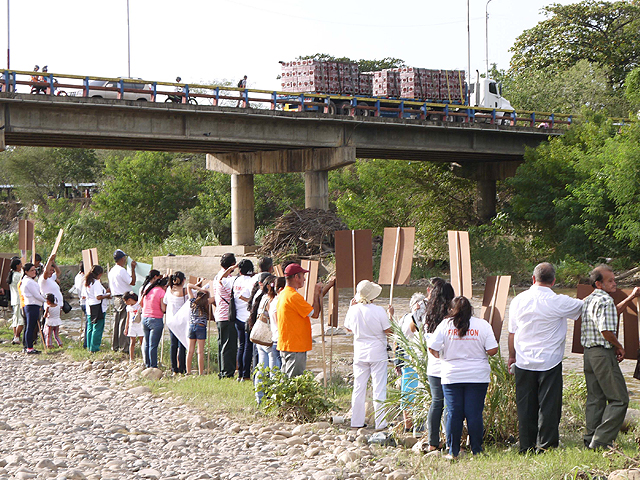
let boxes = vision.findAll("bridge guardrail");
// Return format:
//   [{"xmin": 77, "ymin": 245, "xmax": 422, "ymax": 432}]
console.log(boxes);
[{"xmin": 0, "ymin": 69, "xmax": 634, "ymax": 129}]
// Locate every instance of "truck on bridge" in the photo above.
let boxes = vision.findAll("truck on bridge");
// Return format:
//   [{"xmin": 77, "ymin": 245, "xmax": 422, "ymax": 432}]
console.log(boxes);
[{"xmin": 280, "ymin": 59, "xmax": 514, "ymax": 122}]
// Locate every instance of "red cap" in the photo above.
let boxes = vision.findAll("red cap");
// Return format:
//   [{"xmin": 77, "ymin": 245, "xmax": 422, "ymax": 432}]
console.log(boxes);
[{"xmin": 284, "ymin": 263, "xmax": 309, "ymax": 277}]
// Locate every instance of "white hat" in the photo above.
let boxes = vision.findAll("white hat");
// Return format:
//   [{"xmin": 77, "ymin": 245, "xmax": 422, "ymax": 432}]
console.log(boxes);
[{"xmin": 355, "ymin": 280, "xmax": 382, "ymax": 304}]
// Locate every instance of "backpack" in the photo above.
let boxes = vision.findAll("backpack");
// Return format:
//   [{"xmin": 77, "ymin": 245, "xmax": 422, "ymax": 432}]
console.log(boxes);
[
  {"xmin": 228, "ymin": 277, "xmax": 238, "ymax": 322},
  {"xmin": 237, "ymin": 79, "xmax": 244, "ymax": 88}
]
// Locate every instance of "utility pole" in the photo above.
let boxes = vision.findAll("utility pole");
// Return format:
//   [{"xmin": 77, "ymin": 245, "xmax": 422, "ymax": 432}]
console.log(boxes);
[
  {"xmin": 126, "ymin": 0, "xmax": 131, "ymax": 77},
  {"xmin": 486, "ymin": 0, "xmax": 493, "ymax": 77},
  {"xmin": 7, "ymin": 0, "xmax": 10, "ymax": 69},
  {"xmin": 467, "ymin": 0, "xmax": 471, "ymax": 87}
]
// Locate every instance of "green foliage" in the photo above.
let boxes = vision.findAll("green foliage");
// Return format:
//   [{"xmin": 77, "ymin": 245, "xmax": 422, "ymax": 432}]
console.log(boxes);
[
  {"xmin": 626, "ymin": 67, "xmax": 640, "ymax": 112},
  {"xmin": 555, "ymin": 257, "xmax": 591, "ymax": 286},
  {"xmin": 296, "ymin": 53, "xmax": 405, "ymax": 72},
  {"xmin": 484, "ymin": 353, "xmax": 518, "ymax": 443},
  {"xmin": 0, "ymin": 147, "xmax": 100, "ymax": 206},
  {"xmin": 92, "ymin": 152, "xmax": 200, "ymax": 242},
  {"xmin": 509, "ymin": 1, "xmax": 640, "ymax": 87},
  {"xmin": 256, "ymin": 367, "xmax": 335, "ymax": 422},
  {"xmin": 329, "ymin": 159, "xmax": 476, "ymax": 258}
]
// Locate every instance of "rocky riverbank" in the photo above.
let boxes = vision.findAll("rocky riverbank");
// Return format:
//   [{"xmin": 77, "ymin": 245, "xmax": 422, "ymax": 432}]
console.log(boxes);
[{"xmin": 0, "ymin": 353, "xmax": 416, "ymax": 480}]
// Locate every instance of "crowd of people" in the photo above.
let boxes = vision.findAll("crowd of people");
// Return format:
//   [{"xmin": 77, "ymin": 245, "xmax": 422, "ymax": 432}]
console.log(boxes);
[{"xmin": 3, "ymin": 250, "xmax": 639, "ymax": 460}]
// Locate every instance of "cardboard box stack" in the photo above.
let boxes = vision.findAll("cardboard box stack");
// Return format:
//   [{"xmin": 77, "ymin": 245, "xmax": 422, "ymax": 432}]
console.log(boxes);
[
  {"xmin": 373, "ymin": 69, "xmax": 400, "ymax": 97},
  {"xmin": 280, "ymin": 60, "xmax": 359, "ymax": 95},
  {"xmin": 398, "ymin": 67, "xmax": 440, "ymax": 100},
  {"xmin": 439, "ymin": 70, "xmax": 466, "ymax": 103},
  {"xmin": 356, "ymin": 72, "xmax": 373, "ymax": 96}
]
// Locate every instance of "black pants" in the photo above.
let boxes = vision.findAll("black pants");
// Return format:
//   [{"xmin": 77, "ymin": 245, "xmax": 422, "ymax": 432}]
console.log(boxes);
[
  {"xmin": 24, "ymin": 305, "xmax": 41, "ymax": 350},
  {"xmin": 515, "ymin": 363, "xmax": 563, "ymax": 453},
  {"xmin": 217, "ymin": 321, "xmax": 238, "ymax": 378},
  {"xmin": 170, "ymin": 331, "xmax": 186, "ymax": 373}
]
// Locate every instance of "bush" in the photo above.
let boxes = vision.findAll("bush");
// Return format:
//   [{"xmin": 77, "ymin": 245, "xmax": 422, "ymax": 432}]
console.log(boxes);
[{"xmin": 256, "ymin": 367, "xmax": 335, "ymax": 422}]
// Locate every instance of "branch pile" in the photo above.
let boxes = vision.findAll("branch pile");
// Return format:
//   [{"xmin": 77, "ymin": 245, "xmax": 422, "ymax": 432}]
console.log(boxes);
[{"xmin": 258, "ymin": 209, "xmax": 348, "ymax": 258}]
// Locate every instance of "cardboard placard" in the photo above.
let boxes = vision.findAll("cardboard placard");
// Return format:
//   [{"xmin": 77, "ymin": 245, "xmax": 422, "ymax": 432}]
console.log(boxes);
[
  {"xmin": 273, "ymin": 264, "xmax": 284, "ymax": 277},
  {"xmin": 448, "ymin": 230, "xmax": 472, "ymax": 298},
  {"xmin": 328, "ymin": 286, "xmax": 339, "ymax": 328},
  {"xmin": 18, "ymin": 220, "xmax": 34, "ymax": 252},
  {"xmin": 378, "ymin": 227, "xmax": 415, "ymax": 286},
  {"xmin": 50, "ymin": 229, "xmax": 64, "ymax": 257},
  {"xmin": 334, "ymin": 229, "xmax": 373, "ymax": 293},
  {"xmin": 572, "ymin": 286, "xmax": 638, "ymax": 359},
  {"xmin": 0, "ymin": 257, "xmax": 11, "ymax": 291},
  {"xmin": 297, "ymin": 259, "xmax": 319, "ymax": 302},
  {"xmin": 82, "ymin": 248, "xmax": 99, "ymax": 271},
  {"xmin": 480, "ymin": 275, "xmax": 511, "ymax": 342}
]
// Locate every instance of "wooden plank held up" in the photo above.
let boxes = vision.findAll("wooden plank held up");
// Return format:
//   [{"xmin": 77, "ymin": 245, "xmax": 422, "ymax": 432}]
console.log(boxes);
[
  {"xmin": 572, "ymin": 286, "xmax": 638, "ymax": 359},
  {"xmin": 0, "ymin": 257, "xmax": 11, "ymax": 291},
  {"xmin": 273, "ymin": 264, "xmax": 284, "ymax": 277},
  {"xmin": 378, "ymin": 227, "xmax": 415, "ymax": 304},
  {"xmin": 328, "ymin": 285, "xmax": 339, "ymax": 328},
  {"xmin": 448, "ymin": 230, "xmax": 472, "ymax": 298},
  {"xmin": 18, "ymin": 220, "xmax": 34, "ymax": 252},
  {"xmin": 82, "ymin": 248, "xmax": 99, "ymax": 271},
  {"xmin": 480, "ymin": 275, "xmax": 511, "ymax": 342},
  {"xmin": 334, "ymin": 229, "xmax": 373, "ymax": 292},
  {"xmin": 50, "ymin": 229, "xmax": 64, "ymax": 257},
  {"xmin": 297, "ymin": 259, "xmax": 319, "ymax": 302}
]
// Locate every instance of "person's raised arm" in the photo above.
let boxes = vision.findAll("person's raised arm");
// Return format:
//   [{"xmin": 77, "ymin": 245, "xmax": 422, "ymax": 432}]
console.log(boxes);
[
  {"xmin": 43, "ymin": 254, "xmax": 56, "ymax": 280},
  {"xmin": 129, "ymin": 260, "xmax": 137, "ymax": 286},
  {"xmin": 616, "ymin": 286, "xmax": 640, "ymax": 315}
]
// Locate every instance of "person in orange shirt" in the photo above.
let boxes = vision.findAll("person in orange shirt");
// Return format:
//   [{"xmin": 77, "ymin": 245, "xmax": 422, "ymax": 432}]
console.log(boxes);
[{"xmin": 276, "ymin": 263, "xmax": 324, "ymax": 377}]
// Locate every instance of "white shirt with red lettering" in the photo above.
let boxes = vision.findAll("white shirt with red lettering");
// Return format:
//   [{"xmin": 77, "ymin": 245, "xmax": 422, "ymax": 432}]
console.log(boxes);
[{"xmin": 428, "ymin": 316, "xmax": 498, "ymax": 384}]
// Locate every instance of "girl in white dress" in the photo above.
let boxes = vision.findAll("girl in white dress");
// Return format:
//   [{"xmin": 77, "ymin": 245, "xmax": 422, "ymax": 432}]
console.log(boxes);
[
  {"xmin": 43, "ymin": 293, "xmax": 63, "ymax": 348},
  {"xmin": 123, "ymin": 291, "xmax": 143, "ymax": 362}
]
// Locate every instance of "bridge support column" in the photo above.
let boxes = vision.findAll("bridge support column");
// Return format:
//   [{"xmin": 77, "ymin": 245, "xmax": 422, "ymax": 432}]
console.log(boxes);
[
  {"xmin": 231, "ymin": 174, "xmax": 255, "ymax": 246},
  {"xmin": 305, "ymin": 171, "xmax": 329, "ymax": 210},
  {"xmin": 477, "ymin": 178, "xmax": 497, "ymax": 221}
]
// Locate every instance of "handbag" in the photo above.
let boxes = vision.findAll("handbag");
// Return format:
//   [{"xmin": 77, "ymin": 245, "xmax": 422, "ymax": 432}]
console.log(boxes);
[
  {"xmin": 0, "ymin": 293, "xmax": 8, "ymax": 308},
  {"xmin": 62, "ymin": 300, "xmax": 72, "ymax": 314},
  {"xmin": 89, "ymin": 303, "xmax": 104, "ymax": 324},
  {"xmin": 228, "ymin": 278, "xmax": 238, "ymax": 322},
  {"xmin": 250, "ymin": 300, "xmax": 273, "ymax": 347}
]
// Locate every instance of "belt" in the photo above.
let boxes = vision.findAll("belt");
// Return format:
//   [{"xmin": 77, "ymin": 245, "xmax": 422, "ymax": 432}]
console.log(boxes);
[{"xmin": 112, "ymin": 294, "xmax": 124, "ymax": 297}]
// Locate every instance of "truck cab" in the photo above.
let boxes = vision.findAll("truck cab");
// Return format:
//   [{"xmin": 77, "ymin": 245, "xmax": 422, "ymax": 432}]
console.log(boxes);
[{"xmin": 470, "ymin": 77, "xmax": 514, "ymax": 112}]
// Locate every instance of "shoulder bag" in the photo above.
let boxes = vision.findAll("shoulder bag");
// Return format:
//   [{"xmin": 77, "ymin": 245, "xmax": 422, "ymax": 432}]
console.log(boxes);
[
  {"xmin": 62, "ymin": 300, "xmax": 72, "ymax": 314},
  {"xmin": 250, "ymin": 298, "xmax": 273, "ymax": 347},
  {"xmin": 228, "ymin": 277, "xmax": 238, "ymax": 323}
]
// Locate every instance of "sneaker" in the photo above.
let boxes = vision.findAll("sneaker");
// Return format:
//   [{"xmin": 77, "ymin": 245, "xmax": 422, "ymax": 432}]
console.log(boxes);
[
  {"xmin": 26, "ymin": 349, "xmax": 40, "ymax": 355},
  {"xmin": 11, "ymin": 337, "xmax": 19, "ymax": 345}
]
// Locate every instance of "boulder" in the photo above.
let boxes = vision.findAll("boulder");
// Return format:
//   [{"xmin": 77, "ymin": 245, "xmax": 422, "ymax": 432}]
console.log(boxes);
[
  {"xmin": 140, "ymin": 368, "xmax": 163, "ymax": 381},
  {"xmin": 609, "ymin": 469, "xmax": 640, "ymax": 480}
]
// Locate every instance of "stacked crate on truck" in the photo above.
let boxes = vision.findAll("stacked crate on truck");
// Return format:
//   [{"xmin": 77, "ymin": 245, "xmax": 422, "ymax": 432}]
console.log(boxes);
[
  {"xmin": 356, "ymin": 72, "xmax": 373, "ymax": 96},
  {"xmin": 398, "ymin": 67, "xmax": 440, "ymax": 101},
  {"xmin": 373, "ymin": 69, "xmax": 400, "ymax": 97},
  {"xmin": 439, "ymin": 70, "xmax": 466, "ymax": 103},
  {"xmin": 280, "ymin": 60, "xmax": 359, "ymax": 95}
]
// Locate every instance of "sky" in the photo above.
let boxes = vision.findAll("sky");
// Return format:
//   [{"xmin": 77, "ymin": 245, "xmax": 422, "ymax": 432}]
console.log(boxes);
[{"xmin": 0, "ymin": 0, "xmax": 579, "ymax": 90}]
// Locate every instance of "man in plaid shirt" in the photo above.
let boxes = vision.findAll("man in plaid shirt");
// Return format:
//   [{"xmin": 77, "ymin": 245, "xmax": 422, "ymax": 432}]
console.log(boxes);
[{"xmin": 581, "ymin": 265, "xmax": 640, "ymax": 449}]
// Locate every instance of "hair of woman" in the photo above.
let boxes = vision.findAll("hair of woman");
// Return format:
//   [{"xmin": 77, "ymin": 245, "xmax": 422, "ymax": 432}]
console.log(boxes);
[
  {"xmin": 140, "ymin": 269, "xmax": 161, "ymax": 295},
  {"xmin": 191, "ymin": 290, "xmax": 210, "ymax": 317},
  {"xmin": 123, "ymin": 291, "xmax": 138, "ymax": 303},
  {"xmin": 8, "ymin": 258, "xmax": 21, "ymax": 284},
  {"xmin": 78, "ymin": 261, "xmax": 84, "ymax": 274},
  {"xmin": 85, "ymin": 265, "xmax": 104, "ymax": 287},
  {"xmin": 21, "ymin": 263, "xmax": 35, "ymax": 279},
  {"xmin": 169, "ymin": 271, "xmax": 186, "ymax": 287},
  {"xmin": 274, "ymin": 276, "xmax": 286, "ymax": 292},
  {"xmin": 424, "ymin": 280, "xmax": 455, "ymax": 333},
  {"xmin": 449, "ymin": 296, "xmax": 472, "ymax": 338},
  {"xmin": 142, "ymin": 276, "xmax": 168, "ymax": 297}
]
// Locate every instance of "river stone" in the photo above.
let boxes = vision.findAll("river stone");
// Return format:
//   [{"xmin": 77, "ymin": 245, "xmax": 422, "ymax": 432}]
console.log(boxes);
[
  {"xmin": 292, "ymin": 424, "xmax": 308, "ymax": 436},
  {"xmin": 139, "ymin": 468, "xmax": 162, "ymax": 478},
  {"xmin": 610, "ymin": 470, "xmax": 640, "ymax": 480},
  {"xmin": 141, "ymin": 368, "xmax": 163, "ymax": 380},
  {"xmin": 129, "ymin": 386, "xmax": 152, "ymax": 395},
  {"xmin": 386, "ymin": 471, "xmax": 411, "ymax": 480}
]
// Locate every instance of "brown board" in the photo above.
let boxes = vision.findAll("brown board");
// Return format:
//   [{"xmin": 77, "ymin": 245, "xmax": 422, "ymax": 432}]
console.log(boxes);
[
  {"xmin": 273, "ymin": 264, "xmax": 284, "ymax": 277},
  {"xmin": 0, "ymin": 257, "xmax": 11, "ymax": 291},
  {"xmin": 334, "ymin": 229, "xmax": 373, "ymax": 291},
  {"xmin": 378, "ymin": 227, "xmax": 415, "ymax": 286},
  {"xmin": 480, "ymin": 275, "xmax": 511, "ymax": 342},
  {"xmin": 50, "ymin": 229, "xmax": 64, "ymax": 257},
  {"xmin": 571, "ymin": 285, "xmax": 638, "ymax": 359},
  {"xmin": 18, "ymin": 220, "xmax": 34, "ymax": 252},
  {"xmin": 81, "ymin": 248, "xmax": 99, "ymax": 271},
  {"xmin": 448, "ymin": 230, "xmax": 472, "ymax": 298},
  {"xmin": 328, "ymin": 286, "xmax": 339, "ymax": 328},
  {"xmin": 297, "ymin": 259, "xmax": 319, "ymax": 303}
]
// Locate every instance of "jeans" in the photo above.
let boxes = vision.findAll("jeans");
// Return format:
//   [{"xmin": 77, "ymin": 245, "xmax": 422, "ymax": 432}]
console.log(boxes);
[
  {"xmin": 23, "ymin": 304, "xmax": 41, "ymax": 350},
  {"xmin": 428, "ymin": 375, "xmax": 445, "ymax": 448},
  {"xmin": 217, "ymin": 321, "xmax": 237, "ymax": 378},
  {"xmin": 235, "ymin": 319, "xmax": 253, "ymax": 379},
  {"xmin": 401, "ymin": 366, "xmax": 419, "ymax": 408},
  {"xmin": 170, "ymin": 331, "xmax": 186, "ymax": 374},
  {"xmin": 255, "ymin": 344, "xmax": 278, "ymax": 404},
  {"xmin": 142, "ymin": 317, "xmax": 164, "ymax": 368},
  {"xmin": 442, "ymin": 382, "xmax": 488, "ymax": 457}
]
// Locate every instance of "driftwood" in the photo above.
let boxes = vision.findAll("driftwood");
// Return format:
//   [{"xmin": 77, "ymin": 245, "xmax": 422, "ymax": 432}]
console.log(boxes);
[
  {"xmin": 258, "ymin": 209, "xmax": 348, "ymax": 258},
  {"xmin": 615, "ymin": 266, "xmax": 640, "ymax": 282}
]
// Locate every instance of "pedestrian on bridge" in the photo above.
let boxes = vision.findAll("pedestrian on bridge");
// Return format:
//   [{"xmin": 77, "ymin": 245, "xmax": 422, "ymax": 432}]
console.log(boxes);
[{"xmin": 237, "ymin": 75, "xmax": 247, "ymax": 107}]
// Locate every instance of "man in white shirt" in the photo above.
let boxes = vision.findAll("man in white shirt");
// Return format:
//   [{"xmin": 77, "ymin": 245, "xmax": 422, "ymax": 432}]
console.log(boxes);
[
  {"xmin": 508, "ymin": 262, "xmax": 583, "ymax": 453},
  {"xmin": 108, "ymin": 249, "xmax": 137, "ymax": 353}
]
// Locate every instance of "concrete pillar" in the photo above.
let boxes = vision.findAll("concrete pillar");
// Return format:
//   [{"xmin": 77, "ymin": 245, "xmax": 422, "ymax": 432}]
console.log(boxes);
[
  {"xmin": 477, "ymin": 178, "xmax": 497, "ymax": 222},
  {"xmin": 305, "ymin": 170, "xmax": 329, "ymax": 210},
  {"xmin": 231, "ymin": 174, "xmax": 255, "ymax": 246}
]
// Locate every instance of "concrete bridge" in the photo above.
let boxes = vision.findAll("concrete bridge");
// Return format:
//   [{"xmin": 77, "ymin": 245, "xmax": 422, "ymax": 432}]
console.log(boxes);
[{"xmin": 0, "ymin": 93, "xmax": 559, "ymax": 244}]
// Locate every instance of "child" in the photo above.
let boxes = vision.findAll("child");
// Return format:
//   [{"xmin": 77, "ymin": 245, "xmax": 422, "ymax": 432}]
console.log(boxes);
[
  {"xmin": 186, "ymin": 284, "xmax": 214, "ymax": 375},
  {"xmin": 123, "ymin": 291, "xmax": 144, "ymax": 363},
  {"xmin": 44, "ymin": 293, "xmax": 63, "ymax": 348}
]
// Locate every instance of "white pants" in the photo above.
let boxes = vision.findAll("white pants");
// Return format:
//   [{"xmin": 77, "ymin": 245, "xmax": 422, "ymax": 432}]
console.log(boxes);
[{"xmin": 351, "ymin": 360, "xmax": 388, "ymax": 430}]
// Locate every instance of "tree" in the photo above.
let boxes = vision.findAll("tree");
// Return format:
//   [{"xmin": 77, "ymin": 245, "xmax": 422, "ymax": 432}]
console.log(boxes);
[
  {"xmin": 509, "ymin": 1, "xmax": 640, "ymax": 87},
  {"xmin": 0, "ymin": 147, "xmax": 100, "ymax": 205},
  {"xmin": 92, "ymin": 152, "xmax": 200, "ymax": 242},
  {"xmin": 296, "ymin": 53, "xmax": 405, "ymax": 72},
  {"xmin": 625, "ymin": 66, "xmax": 640, "ymax": 112}
]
